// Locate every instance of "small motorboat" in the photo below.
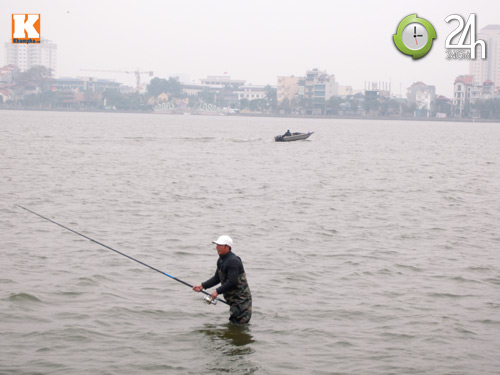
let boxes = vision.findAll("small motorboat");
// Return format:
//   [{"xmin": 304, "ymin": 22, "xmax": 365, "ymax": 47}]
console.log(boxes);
[{"xmin": 274, "ymin": 131, "xmax": 314, "ymax": 142}]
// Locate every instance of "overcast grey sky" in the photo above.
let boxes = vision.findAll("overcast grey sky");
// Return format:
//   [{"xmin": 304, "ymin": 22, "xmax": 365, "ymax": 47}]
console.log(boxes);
[{"xmin": 2, "ymin": 0, "xmax": 499, "ymax": 97}]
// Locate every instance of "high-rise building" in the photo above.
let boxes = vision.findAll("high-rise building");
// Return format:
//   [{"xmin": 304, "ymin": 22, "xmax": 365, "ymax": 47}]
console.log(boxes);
[
  {"xmin": 469, "ymin": 25, "xmax": 500, "ymax": 86},
  {"xmin": 4, "ymin": 38, "xmax": 57, "ymax": 74}
]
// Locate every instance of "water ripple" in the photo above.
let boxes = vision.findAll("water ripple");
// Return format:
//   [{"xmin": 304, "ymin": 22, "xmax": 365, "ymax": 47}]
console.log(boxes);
[{"xmin": 2, "ymin": 112, "xmax": 500, "ymax": 375}]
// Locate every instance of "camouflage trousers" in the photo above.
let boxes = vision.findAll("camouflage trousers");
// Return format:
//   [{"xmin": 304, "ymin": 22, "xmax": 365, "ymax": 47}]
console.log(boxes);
[
  {"xmin": 219, "ymin": 271, "xmax": 252, "ymax": 324},
  {"xmin": 228, "ymin": 298, "xmax": 252, "ymax": 325}
]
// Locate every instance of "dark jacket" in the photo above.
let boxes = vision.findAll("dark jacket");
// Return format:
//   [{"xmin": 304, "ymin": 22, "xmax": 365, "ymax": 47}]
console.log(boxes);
[
  {"xmin": 202, "ymin": 251, "xmax": 246, "ymax": 295},
  {"xmin": 203, "ymin": 250, "xmax": 252, "ymax": 324}
]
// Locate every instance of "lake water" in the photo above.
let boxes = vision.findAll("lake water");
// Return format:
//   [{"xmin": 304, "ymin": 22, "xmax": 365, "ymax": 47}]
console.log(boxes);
[{"xmin": 1, "ymin": 110, "xmax": 499, "ymax": 374}]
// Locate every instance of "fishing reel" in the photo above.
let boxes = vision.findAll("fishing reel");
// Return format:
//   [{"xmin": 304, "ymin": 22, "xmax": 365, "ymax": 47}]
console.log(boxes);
[{"xmin": 204, "ymin": 295, "xmax": 217, "ymax": 305}]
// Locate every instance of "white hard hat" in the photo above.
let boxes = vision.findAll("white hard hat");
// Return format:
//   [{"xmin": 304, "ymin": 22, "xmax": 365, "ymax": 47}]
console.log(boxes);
[{"xmin": 212, "ymin": 235, "xmax": 233, "ymax": 248}]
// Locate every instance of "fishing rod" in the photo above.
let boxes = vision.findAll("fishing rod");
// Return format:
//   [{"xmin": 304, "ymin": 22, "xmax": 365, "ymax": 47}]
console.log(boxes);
[{"xmin": 16, "ymin": 204, "xmax": 228, "ymax": 306}]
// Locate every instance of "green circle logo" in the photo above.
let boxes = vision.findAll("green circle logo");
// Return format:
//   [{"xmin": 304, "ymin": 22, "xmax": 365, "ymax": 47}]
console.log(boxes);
[{"xmin": 393, "ymin": 14, "xmax": 437, "ymax": 59}]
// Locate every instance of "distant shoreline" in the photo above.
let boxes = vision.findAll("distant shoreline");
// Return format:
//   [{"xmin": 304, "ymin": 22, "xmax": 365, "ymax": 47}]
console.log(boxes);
[
  {"xmin": 227, "ymin": 112, "xmax": 500, "ymax": 124},
  {"xmin": 1, "ymin": 107, "xmax": 499, "ymax": 124}
]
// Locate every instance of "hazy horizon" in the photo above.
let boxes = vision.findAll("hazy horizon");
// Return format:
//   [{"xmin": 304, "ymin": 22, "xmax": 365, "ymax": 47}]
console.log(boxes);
[{"xmin": 2, "ymin": 0, "xmax": 500, "ymax": 97}]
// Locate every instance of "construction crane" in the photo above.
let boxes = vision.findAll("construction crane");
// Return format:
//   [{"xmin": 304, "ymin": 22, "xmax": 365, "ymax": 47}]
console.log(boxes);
[{"xmin": 81, "ymin": 68, "xmax": 154, "ymax": 91}]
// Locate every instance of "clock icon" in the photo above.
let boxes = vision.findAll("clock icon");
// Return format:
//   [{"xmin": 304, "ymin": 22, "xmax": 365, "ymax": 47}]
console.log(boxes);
[
  {"xmin": 402, "ymin": 23, "xmax": 428, "ymax": 50},
  {"xmin": 393, "ymin": 14, "xmax": 436, "ymax": 59}
]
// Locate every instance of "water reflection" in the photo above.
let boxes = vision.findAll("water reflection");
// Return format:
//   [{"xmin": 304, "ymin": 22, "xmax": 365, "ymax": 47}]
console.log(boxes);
[
  {"xmin": 196, "ymin": 323, "xmax": 258, "ymax": 374},
  {"xmin": 199, "ymin": 323, "xmax": 254, "ymax": 349}
]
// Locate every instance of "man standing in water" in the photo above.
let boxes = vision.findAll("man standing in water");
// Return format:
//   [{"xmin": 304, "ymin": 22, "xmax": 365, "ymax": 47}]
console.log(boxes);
[{"xmin": 193, "ymin": 235, "xmax": 252, "ymax": 324}]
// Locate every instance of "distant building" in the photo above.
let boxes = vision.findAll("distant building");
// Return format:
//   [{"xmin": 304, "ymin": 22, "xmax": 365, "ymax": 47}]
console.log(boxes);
[
  {"xmin": 469, "ymin": 25, "xmax": 500, "ymax": 87},
  {"xmin": 434, "ymin": 95, "xmax": 452, "ymax": 118},
  {"xmin": 181, "ymin": 83, "xmax": 211, "ymax": 96},
  {"xmin": 0, "ymin": 88, "xmax": 13, "ymax": 103},
  {"xmin": 200, "ymin": 75, "xmax": 245, "ymax": 89},
  {"xmin": 471, "ymin": 80, "xmax": 495, "ymax": 102},
  {"xmin": 298, "ymin": 68, "xmax": 338, "ymax": 114},
  {"xmin": 453, "ymin": 75, "xmax": 474, "ymax": 115},
  {"xmin": 338, "ymin": 85, "xmax": 353, "ymax": 96},
  {"xmin": 119, "ymin": 85, "xmax": 135, "ymax": 94},
  {"xmin": 302, "ymin": 68, "xmax": 338, "ymax": 100},
  {"xmin": 364, "ymin": 90, "xmax": 380, "ymax": 115},
  {"xmin": 45, "ymin": 77, "xmax": 120, "ymax": 108},
  {"xmin": 236, "ymin": 85, "xmax": 268, "ymax": 101},
  {"xmin": 0, "ymin": 64, "xmax": 19, "ymax": 84},
  {"xmin": 454, "ymin": 75, "xmax": 495, "ymax": 116},
  {"xmin": 277, "ymin": 76, "xmax": 300, "ymax": 103},
  {"xmin": 4, "ymin": 38, "xmax": 57, "ymax": 74},
  {"xmin": 407, "ymin": 81, "xmax": 436, "ymax": 115},
  {"xmin": 365, "ymin": 81, "xmax": 391, "ymax": 98},
  {"xmin": 50, "ymin": 77, "xmax": 121, "ymax": 93},
  {"xmin": 195, "ymin": 75, "xmax": 247, "ymax": 107}
]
